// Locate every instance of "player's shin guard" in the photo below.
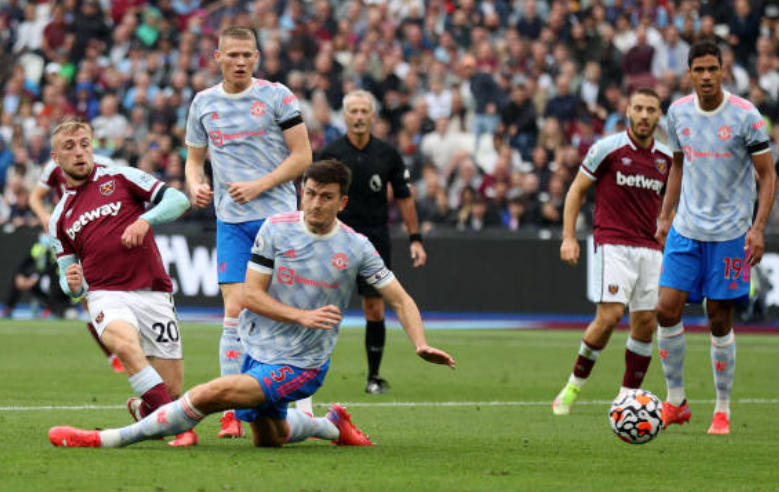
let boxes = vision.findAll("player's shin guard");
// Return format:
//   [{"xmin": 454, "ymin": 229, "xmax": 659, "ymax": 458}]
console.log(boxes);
[
  {"xmin": 285, "ymin": 408, "xmax": 338, "ymax": 444},
  {"xmin": 623, "ymin": 337, "xmax": 652, "ymax": 389},
  {"xmin": 365, "ymin": 319, "xmax": 386, "ymax": 379},
  {"xmin": 658, "ymin": 322, "xmax": 686, "ymax": 405},
  {"xmin": 219, "ymin": 317, "xmax": 242, "ymax": 377},
  {"xmin": 102, "ymin": 393, "xmax": 204, "ymax": 448},
  {"xmin": 128, "ymin": 365, "xmax": 173, "ymax": 417},
  {"xmin": 711, "ymin": 331, "xmax": 736, "ymax": 416}
]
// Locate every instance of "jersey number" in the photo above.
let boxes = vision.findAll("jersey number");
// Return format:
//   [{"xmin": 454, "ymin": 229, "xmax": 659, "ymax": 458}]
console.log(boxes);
[
  {"xmin": 152, "ymin": 321, "xmax": 180, "ymax": 343},
  {"xmin": 723, "ymin": 257, "xmax": 748, "ymax": 281},
  {"xmin": 270, "ymin": 366, "xmax": 293, "ymax": 382}
]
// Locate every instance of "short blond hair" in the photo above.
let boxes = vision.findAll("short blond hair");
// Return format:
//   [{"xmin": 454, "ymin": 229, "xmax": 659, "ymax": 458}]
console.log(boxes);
[
  {"xmin": 218, "ymin": 26, "xmax": 257, "ymax": 51},
  {"xmin": 51, "ymin": 120, "xmax": 93, "ymax": 148}
]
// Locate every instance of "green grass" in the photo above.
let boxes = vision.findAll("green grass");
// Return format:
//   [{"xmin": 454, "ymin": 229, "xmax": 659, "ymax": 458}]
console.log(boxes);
[{"xmin": 1, "ymin": 320, "xmax": 778, "ymax": 491}]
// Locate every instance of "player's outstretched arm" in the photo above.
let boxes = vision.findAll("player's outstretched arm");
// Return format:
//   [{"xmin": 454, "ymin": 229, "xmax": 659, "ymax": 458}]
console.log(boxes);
[
  {"xmin": 184, "ymin": 145, "xmax": 214, "ymax": 208},
  {"xmin": 243, "ymin": 268, "xmax": 343, "ymax": 330},
  {"xmin": 655, "ymin": 152, "xmax": 683, "ymax": 247},
  {"xmin": 227, "ymin": 124, "xmax": 313, "ymax": 205},
  {"xmin": 380, "ymin": 278, "xmax": 456, "ymax": 368},
  {"xmin": 746, "ymin": 151, "xmax": 776, "ymax": 266},
  {"xmin": 560, "ymin": 171, "xmax": 594, "ymax": 266}
]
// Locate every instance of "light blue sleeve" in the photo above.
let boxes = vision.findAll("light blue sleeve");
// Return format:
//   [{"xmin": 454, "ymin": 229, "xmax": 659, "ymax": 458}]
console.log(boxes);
[
  {"xmin": 666, "ymin": 109, "xmax": 681, "ymax": 152},
  {"xmin": 139, "ymin": 187, "xmax": 191, "ymax": 225},
  {"xmin": 744, "ymin": 107, "xmax": 771, "ymax": 152},
  {"xmin": 185, "ymin": 96, "xmax": 208, "ymax": 147},
  {"xmin": 358, "ymin": 236, "xmax": 394, "ymax": 289},
  {"xmin": 56, "ymin": 255, "xmax": 88, "ymax": 298},
  {"xmin": 273, "ymin": 83, "xmax": 302, "ymax": 126}
]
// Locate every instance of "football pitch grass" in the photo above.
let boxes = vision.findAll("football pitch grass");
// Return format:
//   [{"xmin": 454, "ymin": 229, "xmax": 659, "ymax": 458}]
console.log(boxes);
[{"xmin": 1, "ymin": 320, "xmax": 778, "ymax": 492}]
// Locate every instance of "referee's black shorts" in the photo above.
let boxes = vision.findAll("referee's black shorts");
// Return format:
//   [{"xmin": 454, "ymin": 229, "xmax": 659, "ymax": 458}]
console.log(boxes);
[{"xmin": 355, "ymin": 225, "xmax": 391, "ymax": 298}]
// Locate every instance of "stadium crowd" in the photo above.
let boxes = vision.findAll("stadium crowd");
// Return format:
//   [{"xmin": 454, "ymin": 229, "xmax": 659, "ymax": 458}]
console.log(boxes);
[{"xmin": 3, "ymin": 0, "xmax": 779, "ymax": 236}]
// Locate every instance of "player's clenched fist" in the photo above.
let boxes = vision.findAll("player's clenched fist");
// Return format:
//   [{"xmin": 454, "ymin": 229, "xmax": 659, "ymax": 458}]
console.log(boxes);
[
  {"xmin": 560, "ymin": 237, "xmax": 580, "ymax": 265},
  {"xmin": 121, "ymin": 219, "xmax": 150, "ymax": 249},
  {"xmin": 190, "ymin": 183, "xmax": 214, "ymax": 208},
  {"xmin": 65, "ymin": 263, "xmax": 84, "ymax": 294}
]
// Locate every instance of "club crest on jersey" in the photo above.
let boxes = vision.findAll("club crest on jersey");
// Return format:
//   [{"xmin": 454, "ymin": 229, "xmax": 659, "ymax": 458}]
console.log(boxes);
[
  {"xmin": 717, "ymin": 125, "xmax": 733, "ymax": 141},
  {"xmin": 99, "ymin": 180, "xmax": 116, "ymax": 196},
  {"xmin": 655, "ymin": 158, "xmax": 667, "ymax": 174},
  {"xmin": 608, "ymin": 284, "xmax": 619, "ymax": 295},
  {"xmin": 331, "ymin": 252, "xmax": 349, "ymax": 270},
  {"xmin": 95, "ymin": 311, "xmax": 104, "ymax": 324},
  {"xmin": 682, "ymin": 128, "xmax": 691, "ymax": 136},
  {"xmin": 251, "ymin": 101, "xmax": 266, "ymax": 117}
]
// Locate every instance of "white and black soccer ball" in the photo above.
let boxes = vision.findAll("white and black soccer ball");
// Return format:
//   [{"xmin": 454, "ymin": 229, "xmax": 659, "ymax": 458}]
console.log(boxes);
[{"xmin": 608, "ymin": 389, "xmax": 664, "ymax": 445}]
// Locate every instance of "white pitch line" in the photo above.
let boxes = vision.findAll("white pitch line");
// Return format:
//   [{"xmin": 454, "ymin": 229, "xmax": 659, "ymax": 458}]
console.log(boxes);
[{"xmin": 2, "ymin": 398, "xmax": 778, "ymax": 412}]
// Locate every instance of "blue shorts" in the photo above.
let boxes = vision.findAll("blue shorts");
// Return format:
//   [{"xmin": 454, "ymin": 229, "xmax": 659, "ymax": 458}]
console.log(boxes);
[
  {"xmin": 216, "ymin": 219, "xmax": 265, "ymax": 284},
  {"xmin": 659, "ymin": 226, "xmax": 750, "ymax": 304},
  {"xmin": 235, "ymin": 356, "xmax": 329, "ymax": 422}
]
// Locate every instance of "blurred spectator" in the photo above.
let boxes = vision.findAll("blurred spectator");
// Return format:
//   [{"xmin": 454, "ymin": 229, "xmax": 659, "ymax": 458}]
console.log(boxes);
[{"xmin": 501, "ymin": 83, "xmax": 538, "ymax": 160}]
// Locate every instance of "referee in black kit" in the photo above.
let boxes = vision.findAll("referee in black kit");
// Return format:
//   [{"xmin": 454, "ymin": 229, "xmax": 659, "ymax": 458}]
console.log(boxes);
[{"xmin": 319, "ymin": 89, "xmax": 427, "ymax": 394}]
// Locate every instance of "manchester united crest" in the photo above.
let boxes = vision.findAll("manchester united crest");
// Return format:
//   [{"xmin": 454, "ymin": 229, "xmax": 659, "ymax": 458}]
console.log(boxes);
[
  {"xmin": 717, "ymin": 125, "xmax": 733, "ymax": 140},
  {"xmin": 251, "ymin": 101, "xmax": 266, "ymax": 117},
  {"xmin": 331, "ymin": 252, "xmax": 349, "ymax": 270},
  {"xmin": 99, "ymin": 180, "xmax": 115, "ymax": 196}
]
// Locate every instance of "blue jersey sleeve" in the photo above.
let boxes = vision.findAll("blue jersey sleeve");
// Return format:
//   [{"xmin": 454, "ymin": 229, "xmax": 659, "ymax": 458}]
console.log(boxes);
[
  {"xmin": 185, "ymin": 96, "xmax": 208, "ymax": 148},
  {"xmin": 743, "ymin": 107, "xmax": 771, "ymax": 155},
  {"xmin": 666, "ymin": 108, "xmax": 681, "ymax": 152},
  {"xmin": 357, "ymin": 236, "xmax": 394, "ymax": 288},
  {"xmin": 248, "ymin": 220, "xmax": 276, "ymax": 274},
  {"xmin": 273, "ymin": 83, "xmax": 302, "ymax": 128},
  {"xmin": 580, "ymin": 138, "xmax": 610, "ymax": 180}
]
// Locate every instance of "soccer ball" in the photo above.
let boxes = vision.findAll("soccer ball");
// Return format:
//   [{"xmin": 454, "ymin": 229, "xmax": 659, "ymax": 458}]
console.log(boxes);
[{"xmin": 608, "ymin": 389, "xmax": 664, "ymax": 445}]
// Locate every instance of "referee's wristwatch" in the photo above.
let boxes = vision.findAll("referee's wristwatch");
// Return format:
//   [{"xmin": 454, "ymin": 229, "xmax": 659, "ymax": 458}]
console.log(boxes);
[{"xmin": 409, "ymin": 233, "xmax": 423, "ymax": 244}]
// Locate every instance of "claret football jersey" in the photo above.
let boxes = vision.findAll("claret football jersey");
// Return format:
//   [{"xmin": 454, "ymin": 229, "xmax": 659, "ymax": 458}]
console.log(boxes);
[
  {"xmin": 580, "ymin": 130, "xmax": 672, "ymax": 250},
  {"xmin": 50, "ymin": 165, "xmax": 173, "ymax": 292}
]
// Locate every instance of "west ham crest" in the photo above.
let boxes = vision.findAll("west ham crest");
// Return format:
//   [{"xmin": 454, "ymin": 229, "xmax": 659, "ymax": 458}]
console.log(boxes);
[
  {"xmin": 655, "ymin": 158, "xmax": 667, "ymax": 174},
  {"xmin": 99, "ymin": 180, "xmax": 115, "ymax": 196},
  {"xmin": 608, "ymin": 284, "xmax": 619, "ymax": 295}
]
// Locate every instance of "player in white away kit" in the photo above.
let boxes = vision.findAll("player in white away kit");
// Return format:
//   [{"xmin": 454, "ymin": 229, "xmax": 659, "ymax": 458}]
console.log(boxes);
[
  {"xmin": 552, "ymin": 89, "xmax": 672, "ymax": 415},
  {"xmin": 185, "ymin": 26, "xmax": 313, "ymax": 437},
  {"xmin": 48, "ymin": 121, "xmax": 197, "ymax": 446},
  {"xmin": 49, "ymin": 159, "xmax": 455, "ymax": 450},
  {"xmin": 30, "ymin": 155, "xmax": 125, "ymax": 374},
  {"xmin": 656, "ymin": 41, "xmax": 775, "ymax": 435}
]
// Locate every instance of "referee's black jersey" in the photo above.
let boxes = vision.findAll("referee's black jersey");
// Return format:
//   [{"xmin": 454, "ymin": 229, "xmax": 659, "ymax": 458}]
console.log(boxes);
[{"xmin": 319, "ymin": 135, "xmax": 412, "ymax": 229}]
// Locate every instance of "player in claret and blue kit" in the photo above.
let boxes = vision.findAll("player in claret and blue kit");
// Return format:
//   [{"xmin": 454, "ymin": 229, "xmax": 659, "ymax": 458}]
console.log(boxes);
[
  {"xmin": 553, "ymin": 88, "xmax": 672, "ymax": 415},
  {"xmin": 655, "ymin": 41, "xmax": 776, "ymax": 435},
  {"xmin": 48, "ymin": 120, "xmax": 197, "ymax": 446}
]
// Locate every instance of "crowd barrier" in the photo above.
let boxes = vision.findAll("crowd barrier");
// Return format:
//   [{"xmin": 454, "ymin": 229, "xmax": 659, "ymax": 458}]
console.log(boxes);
[{"xmin": 4, "ymin": 226, "xmax": 779, "ymax": 317}]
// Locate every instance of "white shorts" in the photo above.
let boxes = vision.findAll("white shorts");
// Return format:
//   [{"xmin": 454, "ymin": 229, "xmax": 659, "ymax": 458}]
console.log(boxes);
[
  {"xmin": 86, "ymin": 290, "xmax": 182, "ymax": 359},
  {"xmin": 588, "ymin": 243, "xmax": 662, "ymax": 311}
]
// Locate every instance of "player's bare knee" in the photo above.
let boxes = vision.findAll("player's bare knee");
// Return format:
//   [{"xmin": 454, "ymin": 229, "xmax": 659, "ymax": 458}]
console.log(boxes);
[{"xmin": 655, "ymin": 302, "xmax": 682, "ymax": 327}]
